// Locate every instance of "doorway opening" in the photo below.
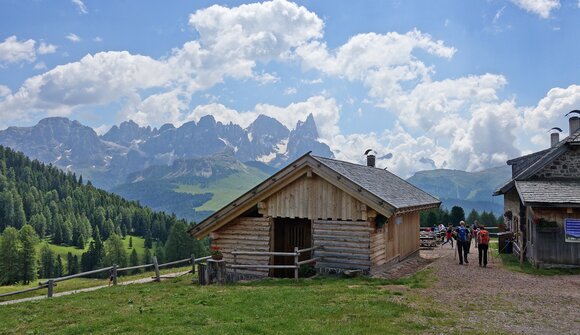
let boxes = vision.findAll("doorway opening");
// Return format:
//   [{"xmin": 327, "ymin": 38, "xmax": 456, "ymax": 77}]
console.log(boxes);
[{"xmin": 272, "ymin": 218, "xmax": 312, "ymax": 277}]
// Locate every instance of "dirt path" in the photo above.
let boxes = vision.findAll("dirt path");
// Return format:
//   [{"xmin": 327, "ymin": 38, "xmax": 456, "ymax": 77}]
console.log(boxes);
[
  {"xmin": 417, "ymin": 243, "xmax": 580, "ymax": 335},
  {"xmin": 0, "ymin": 271, "xmax": 190, "ymax": 306}
]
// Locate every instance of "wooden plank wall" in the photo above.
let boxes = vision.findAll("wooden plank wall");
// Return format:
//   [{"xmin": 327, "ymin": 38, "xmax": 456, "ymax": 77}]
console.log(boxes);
[
  {"xmin": 398, "ymin": 212, "xmax": 420, "ymax": 259},
  {"xmin": 529, "ymin": 207, "xmax": 580, "ymax": 266},
  {"xmin": 313, "ymin": 220, "xmax": 372, "ymax": 272},
  {"xmin": 213, "ymin": 217, "xmax": 272, "ymax": 277},
  {"xmin": 369, "ymin": 212, "xmax": 420, "ymax": 268},
  {"xmin": 264, "ymin": 174, "xmax": 365, "ymax": 221}
]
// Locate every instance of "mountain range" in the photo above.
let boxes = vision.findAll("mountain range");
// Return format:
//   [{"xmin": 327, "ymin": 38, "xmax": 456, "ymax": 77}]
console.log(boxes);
[
  {"xmin": 0, "ymin": 115, "xmax": 510, "ymax": 222},
  {"xmin": 0, "ymin": 114, "xmax": 332, "ymax": 190},
  {"xmin": 407, "ymin": 166, "xmax": 511, "ymax": 216}
]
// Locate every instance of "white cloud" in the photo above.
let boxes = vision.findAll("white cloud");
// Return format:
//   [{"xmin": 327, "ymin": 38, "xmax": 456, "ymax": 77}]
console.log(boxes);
[
  {"xmin": 72, "ymin": 0, "xmax": 88, "ymax": 14},
  {"xmin": 34, "ymin": 62, "xmax": 46, "ymax": 70},
  {"xmin": 510, "ymin": 0, "xmax": 560, "ymax": 19},
  {"xmin": 0, "ymin": 36, "xmax": 36, "ymax": 64},
  {"xmin": 66, "ymin": 33, "xmax": 81, "ymax": 42},
  {"xmin": 284, "ymin": 87, "xmax": 297, "ymax": 95},
  {"xmin": 254, "ymin": 72, "xmax": 279, "ymax": 85},
  {"xmin": 94, "ymin": 37, "xmax": 103, "ymax": 42},
  {"xmin": 0, "ymin": 51, "xmax": 172, "ymax": 126},
  {"xmin": 0, "ymin": 85, "xmax": 11, "ymax": 97},
  {"xmin": 37, "ymin": 42, "xmax": 57, "ymax": 55},
  {"xmin": 524, "ymin": 85, "xmax": 580, "ymax": 136}
]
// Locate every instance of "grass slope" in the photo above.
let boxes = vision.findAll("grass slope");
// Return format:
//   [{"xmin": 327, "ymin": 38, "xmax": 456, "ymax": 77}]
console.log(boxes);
[
  {"xmin": 0, "ymin": 272, "xmax": 447, "ymax": 335},
  {"xmin": 35, "ymin": 235, "xmax": 146, "ymax": 263},
  {"xmin": 175, "ymin": 170, "xmax": 267, "ymax": 212}
]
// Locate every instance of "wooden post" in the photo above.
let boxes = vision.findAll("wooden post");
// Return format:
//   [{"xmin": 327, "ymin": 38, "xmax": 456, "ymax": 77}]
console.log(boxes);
[
  {"xmin": 47, "ymin": 280, "xmax": 54, "ymax": 298},
  {"xmin": 233, "ymin": 249, "xmax": 238, "ymax": 283},
  {"xmin": 191, "ymin": 253, "xmax": 196, "ymax": 275},
  {"xmin": 112, "ymin": 264, "xmax": 118, "ymax": 285},
  {"xmin": 294, "ymin": 247, "xmax": 299, "ymax": 281},
  {"xmin": 153, "ymin": 256, "xmax": 160, "ymax": 282}
]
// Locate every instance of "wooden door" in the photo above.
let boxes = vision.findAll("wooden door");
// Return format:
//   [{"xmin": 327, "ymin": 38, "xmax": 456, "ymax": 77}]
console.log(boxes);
[{"xmin": 273, "ymin": 218, "xmax": 312, "ymax": 277}]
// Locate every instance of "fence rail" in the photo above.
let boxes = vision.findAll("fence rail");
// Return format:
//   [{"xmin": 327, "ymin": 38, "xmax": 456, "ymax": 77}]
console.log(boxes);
[
  {"xmin": 230, "ymin": 245, "xmax": 321, "ymax": 281},
  {"xmin": 0, "ymin": 254, "xmax": 210, "ymax": 300}
]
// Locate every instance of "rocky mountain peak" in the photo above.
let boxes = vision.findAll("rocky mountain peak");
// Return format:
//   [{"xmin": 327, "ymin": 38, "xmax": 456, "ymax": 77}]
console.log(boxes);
[{"xmin": 102, "ymin": 119, "xmax": 153, "ymax": 146}]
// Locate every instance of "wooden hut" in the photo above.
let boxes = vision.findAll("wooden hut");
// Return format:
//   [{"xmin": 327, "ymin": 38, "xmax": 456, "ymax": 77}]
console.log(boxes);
[
  {"xmin": 190, "ymin": 152, "xmax": 440, "ymax": 278},
  {"xmin": 494, "ymin": 115, "xmax": 580, "ymax": 267}
]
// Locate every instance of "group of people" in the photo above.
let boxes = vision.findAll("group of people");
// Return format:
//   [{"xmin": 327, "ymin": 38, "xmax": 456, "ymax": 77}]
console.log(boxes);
[{"xmin": 437, "ymin": 221, "xmax": 490, "ymax": 267}]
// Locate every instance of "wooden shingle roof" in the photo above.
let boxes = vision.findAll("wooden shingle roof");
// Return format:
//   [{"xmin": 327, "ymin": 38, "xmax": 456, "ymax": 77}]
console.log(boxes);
[{"xmin": 312, "ymin": 156, "xmax": 440, "ymax": 209}]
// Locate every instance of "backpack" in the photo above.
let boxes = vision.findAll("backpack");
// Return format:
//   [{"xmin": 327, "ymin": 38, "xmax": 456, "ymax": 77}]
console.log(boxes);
[
  {"xmin": 456, "ymin": 227, "xmax": 469, "ymax": 242},
  {"xmin": 479, "ymin": 230, "xmax": 490, "ymax": 245}
]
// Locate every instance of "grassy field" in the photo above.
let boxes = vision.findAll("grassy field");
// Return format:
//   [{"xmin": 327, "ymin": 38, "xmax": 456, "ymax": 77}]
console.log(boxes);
[
  {"xmin": 175, "ymin": 171, "xmax": 267, "ymax": 211},
  {"xmin": 0, "ymin": 265, "xmax": 192, "ymax": 302},
  {"xmin": 0, "ymin": 270, "xmax": 449, "ymax": 335},
  {"xmin": 36, "ymin": 235, "xmax": 147, "ymax": 263}
]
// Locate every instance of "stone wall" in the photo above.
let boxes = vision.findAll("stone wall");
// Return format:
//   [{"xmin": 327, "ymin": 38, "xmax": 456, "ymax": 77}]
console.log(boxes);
[{"xmin": 535, "ymin": 147, "xmax": 580, "ymax": 179}]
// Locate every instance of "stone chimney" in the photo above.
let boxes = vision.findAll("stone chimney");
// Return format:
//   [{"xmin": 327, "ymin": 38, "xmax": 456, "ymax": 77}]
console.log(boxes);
[
  {"xmin": 570, "ymin": 116, "xmax": 580, "ymax": 135},
  {"xmin": 367, "ymin": 154, "xmax": 376, "ymax": 167},
  {"xmin": 550, "ymin": 132, "xmax": 560, "ymax": 147}
]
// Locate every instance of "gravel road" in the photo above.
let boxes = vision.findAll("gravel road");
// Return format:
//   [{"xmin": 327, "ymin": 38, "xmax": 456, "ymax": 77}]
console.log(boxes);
[{"xmin": 420, "ymin": 243, "xmax": 580, "ymax": 335}]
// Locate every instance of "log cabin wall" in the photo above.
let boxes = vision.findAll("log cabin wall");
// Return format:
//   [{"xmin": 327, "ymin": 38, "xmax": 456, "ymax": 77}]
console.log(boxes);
[
  {"xmin": 370, "ymin": 227, "xmax": 386, "ymax": 266},
  {"xmin": 261, "ymin": 173, "xmax": 366, "ymax": 221},
  {"xmin": 213, "ymin": 217, "xmax": 272, "ymax": 278},
  {"xmin": 313, "ymin": 219, "xmax": 373, "ymax": 273}
]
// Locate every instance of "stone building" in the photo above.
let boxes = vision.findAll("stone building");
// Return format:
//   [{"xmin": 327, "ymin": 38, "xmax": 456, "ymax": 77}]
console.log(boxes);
[{"xmin": 494, "ymin": 114, "xmax": 580, "ymax": 267}]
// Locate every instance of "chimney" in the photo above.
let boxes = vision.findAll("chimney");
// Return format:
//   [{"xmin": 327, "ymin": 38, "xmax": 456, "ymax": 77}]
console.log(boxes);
[
  {"xmin": 367, "ymin": 154, "xmax": 376, "ymax": 167},
  {"xmin": 570, "ymin": 116, "xmax": 580, "ymax": 135},
  {"xmin": 550, "ymin": 132, "xmax": 559, "ymax": 147}
]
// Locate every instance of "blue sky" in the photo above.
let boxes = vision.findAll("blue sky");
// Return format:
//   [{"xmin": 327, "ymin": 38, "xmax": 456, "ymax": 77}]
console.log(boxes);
[{"xmin": 0, "ymin": 0, "xmax": 579, "ymax": 176}]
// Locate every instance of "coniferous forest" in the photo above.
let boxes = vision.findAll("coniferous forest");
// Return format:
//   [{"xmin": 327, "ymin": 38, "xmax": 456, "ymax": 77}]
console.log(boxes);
[{"xmin": 0, "ymin": 145, "xmax": 207, "ymax": 285}]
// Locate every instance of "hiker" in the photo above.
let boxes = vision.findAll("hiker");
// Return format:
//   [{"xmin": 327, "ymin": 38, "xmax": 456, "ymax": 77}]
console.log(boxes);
[
  {"xmin": 477, "ymin": 225, "xmax": 490, "ymax": 267},
  {"xmin": 441, "ymin": 224, "xmax": 454, "ymax": 248},
  {"xmin": 438, "ymin": 223, "xmax": 445, "ymax": 242},
  {"xmin": 473, "ymin": 220, "xmax": 480, "ymax": 248},
  {"xmin": 455, "ymin": 221, "xmax": 470, "ymax": 265}
]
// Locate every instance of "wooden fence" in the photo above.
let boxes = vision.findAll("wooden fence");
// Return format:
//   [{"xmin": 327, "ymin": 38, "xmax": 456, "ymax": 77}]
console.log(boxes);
[
  {"xmin": 229, "ymin": 246, "xmax": 321, "ymax": 281},
  {"xmin": 0, "ymin": 255, "xmax": 212, "ymax": 300}
]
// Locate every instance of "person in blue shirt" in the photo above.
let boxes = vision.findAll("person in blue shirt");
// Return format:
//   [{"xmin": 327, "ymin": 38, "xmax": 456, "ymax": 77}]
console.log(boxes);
[{"xmin": 455, "ymin": 221, "xmax": 471, "ymax": 265}]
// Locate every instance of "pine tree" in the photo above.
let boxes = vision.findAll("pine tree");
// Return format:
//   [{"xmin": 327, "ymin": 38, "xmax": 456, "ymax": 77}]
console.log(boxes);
[
  {"xmin": 18, "ymin": 224, "xmax": 39, "ymax": 284},
  {"xmin": 143, "ymin": 248, "xmax": 152, "ymax": 264},
  {"xmin": 103, "ymin": 234, "xmax": 128, "ymax": 267},
  {"xmin": 144, "ymin": 230, "xmax": 153, "ymax": 249},
  {"xmin": 55, "ymin": 255, "xmax": 63, "ymax": 277},
  {"xmin": 0, "ymin": 227, "xmax": 20, "ymax": 285},
  {"xmin": 164, "ymin": 220, "xmax": 191, "ymax": 262},
  {"xmin": 128, "ymin": 236, "xmax": 133, "ymax": 249},
  {"xmin": 67, "ymin": 252, "xmax": 74, "ymax": 275},
  {"xmin": 129, "ymin": 249, "xmax": 140, "ymax": 274},
  {"xmin": 39, "ymin": 243, "xmax": 56, "ymax": 278},
  {"xmin": 450, "ymin": 206, "xmax": 466, "ymax": 225},
  {"xmin": 77, "ymin": 234, "xmax": 85, "ymax": 249},
  {"xmin": 72, "ymin": 255, "xmax": 80, "ymax": 274}
]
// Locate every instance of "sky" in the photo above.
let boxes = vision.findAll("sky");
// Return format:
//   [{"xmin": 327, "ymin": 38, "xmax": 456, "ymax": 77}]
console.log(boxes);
[{"xmin": 0, "ymin": 0, "xmax": 579, "ymax": 177}]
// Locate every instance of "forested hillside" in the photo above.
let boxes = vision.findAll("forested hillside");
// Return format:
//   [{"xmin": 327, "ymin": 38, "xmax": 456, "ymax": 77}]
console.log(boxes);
[
  {"xmin": 0, "ymin": 145, "xmax": 206, "ymax": 285},
  {"xmin": 0, "ymin": 145, "xmax": 184, "ymax": 244}
]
